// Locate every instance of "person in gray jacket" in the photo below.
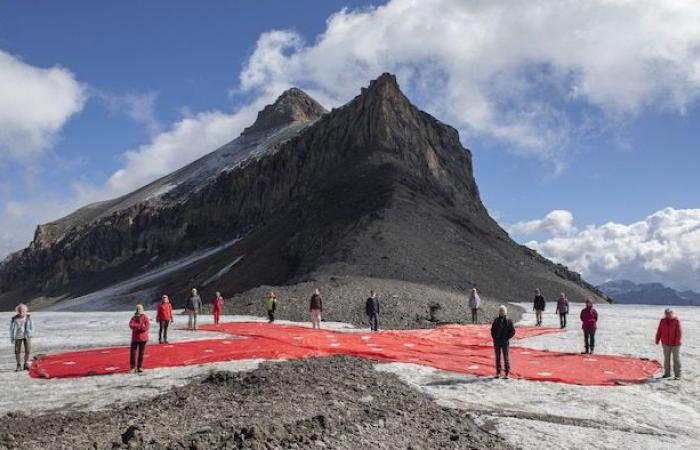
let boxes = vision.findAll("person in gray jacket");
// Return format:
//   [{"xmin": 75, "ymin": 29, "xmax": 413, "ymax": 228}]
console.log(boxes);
[
  {"xmin": 10, "ymin": 303, "xmax": 34, "ymax": 371},
  {"xmin": 185, "ymin": 288, "xmax": 203, "ymax": 330},
  {"xmin": 555, "ymin": 293, "xmax": 570, "ymax": 329},
  {"xmin": 468, "ymin": 288, "xmax": 481, "ymax": 324}
]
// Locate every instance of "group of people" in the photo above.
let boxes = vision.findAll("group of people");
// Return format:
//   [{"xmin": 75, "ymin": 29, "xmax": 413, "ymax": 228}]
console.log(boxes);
[
  {"xmin": 529, "ymin": 289, "xmax": 598, "ymax": 353},
  {"xmin": 129, "ymin": 289, "xmax": 226, "ymax": 372},
  {"xmin": 306, "ymin": 289, "xmax": 381, "ymax": 332},
  {"xmin": 487, "ymin": 288, "xmax": 683, "ymax": 380},
  {"xmin": 531, "ymin": 289, "xmax": 572, "ymax": 329},
  {"xmin": 9, "ymin": 286, "xmax": 683, "ymax": 380}
]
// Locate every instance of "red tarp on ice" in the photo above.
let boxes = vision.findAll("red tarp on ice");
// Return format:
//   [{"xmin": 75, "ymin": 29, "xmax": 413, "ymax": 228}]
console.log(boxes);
[{"xmin": 29, "ymin": 322, "xmax": 660, "ymax": 385}]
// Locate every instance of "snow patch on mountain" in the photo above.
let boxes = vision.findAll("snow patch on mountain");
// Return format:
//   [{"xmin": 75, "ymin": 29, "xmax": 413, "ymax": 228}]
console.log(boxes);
[{"xmin": 46, "ymin": 238, "xmax": 242, "ymax": 312}]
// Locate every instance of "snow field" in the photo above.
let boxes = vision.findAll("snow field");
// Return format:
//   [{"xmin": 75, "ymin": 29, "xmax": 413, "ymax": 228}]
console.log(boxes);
[
  {"xmin": 3, "ymin": 303, "xmax": 697, "ymax": 449},
  {"xmin": 377, "ymin": 302, "xmax": 700, "ymax": 449}
]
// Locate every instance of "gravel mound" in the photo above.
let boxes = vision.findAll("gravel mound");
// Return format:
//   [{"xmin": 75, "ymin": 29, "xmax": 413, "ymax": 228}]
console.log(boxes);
[
  {"xmin": 223, "ymin": 276, "xmax": 523, "ymax": 329},
  {"xmin": 0, "ymin": 357, "xmax": 512, "ymax": 450}
]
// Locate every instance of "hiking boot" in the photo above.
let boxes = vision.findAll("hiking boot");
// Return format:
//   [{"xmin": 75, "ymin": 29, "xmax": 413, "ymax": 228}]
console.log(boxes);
[
  {"xmin": 23, "ymin": 363, "xmax": 29, "ymax": 371},
  {"xmin": 15, "ymin": 365, "xmax": 22, "ymax": 372}
]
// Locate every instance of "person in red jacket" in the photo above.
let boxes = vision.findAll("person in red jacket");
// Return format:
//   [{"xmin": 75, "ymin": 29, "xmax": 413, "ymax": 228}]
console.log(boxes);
[
  {"xmin": 655, "ymin": 308, "xmax": 682, "ymax": 379},
  {"xmin": 156, "ymin": 295, "xmax": 173, "ymax": 344},
  {"xmin": 579, "ymin": 298, "xmax": 598, "ymax": 354},
  {"xmin": 212, "ymin": 291, "xmax": 224, "ymax": 326},
  {"xmin": 129, "ymin": 304, "xmax": 150, "ymax": 373}
]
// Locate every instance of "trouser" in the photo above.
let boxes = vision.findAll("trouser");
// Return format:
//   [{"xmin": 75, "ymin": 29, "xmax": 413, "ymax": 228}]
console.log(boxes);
[
  {"xmin": 130, "ymin": 341, "xmax": 146, "ymax": 370},
  {"xmin": 187, "ymin": 311, "xmax": 198, "ymax": 330},
  {"xmin": 584, "ymin": 329, "xmax": 596, "ymax": 353},
  {"xmin": 14, "ymin": 338, "xmax": 31, "ymax": 366},
  {"xmin": 159, "ymin": 320, "xmax": 169, "ymax": 342},
  {"xmin": 535, "ymin": 309, "xmax": 543, "ymax": 326},
  {"xmin": 369, "ymin": 313, "xmax": 379, "ymax": 332},
  {"xmin": 662, "ymin": 345, "xmax": 681, "ymax": 377},
  {"xmin": 471, "ymin": 308, "xmax": 478, "ymax": 324},
  {"xmin": 213, "ymin": 309, "xmax": 221, "ymax": 325},
  {"xmin": 559, "ymin": 313, "xmax": 567, "ymax": 328},
  {"xmin": 310, "ymin": 309, "xmax": 322, "ymax": 329},
  {"xmin": 494, "ymin": 342, "xmax": 510, "ymax": 375},
  {"xmin": 267, "ymin": 310, "xmax": 275, "ymax": 322}
]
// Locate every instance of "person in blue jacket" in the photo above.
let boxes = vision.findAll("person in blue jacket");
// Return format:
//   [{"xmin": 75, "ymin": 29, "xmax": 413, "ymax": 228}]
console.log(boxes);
[{"xmin": 10, "ymin": 303, "xmax": 34, "ymax": 371}]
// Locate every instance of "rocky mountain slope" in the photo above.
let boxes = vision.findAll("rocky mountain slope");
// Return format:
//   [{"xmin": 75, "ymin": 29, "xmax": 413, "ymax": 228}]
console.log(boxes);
[{"xmin": 0, "ymin": 74, "xmax": 608, "ymax": 319}]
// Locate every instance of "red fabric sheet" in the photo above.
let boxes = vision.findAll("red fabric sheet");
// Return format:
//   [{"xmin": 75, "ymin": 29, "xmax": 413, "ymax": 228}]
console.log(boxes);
[{"xmin": 29, "ymin": 322, "xmax": 660, "ymax": 385}]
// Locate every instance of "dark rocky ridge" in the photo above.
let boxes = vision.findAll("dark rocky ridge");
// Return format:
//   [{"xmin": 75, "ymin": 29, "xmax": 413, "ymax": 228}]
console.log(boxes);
[{"xmin": 0, "ymin": 73, "xmax": 608, "ymax": 315}]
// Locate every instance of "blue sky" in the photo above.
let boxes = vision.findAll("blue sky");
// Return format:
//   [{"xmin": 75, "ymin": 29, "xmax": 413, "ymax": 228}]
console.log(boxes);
[{"xmin": 1, "ymin": 0, "xmax": 699, "ymax": 291}]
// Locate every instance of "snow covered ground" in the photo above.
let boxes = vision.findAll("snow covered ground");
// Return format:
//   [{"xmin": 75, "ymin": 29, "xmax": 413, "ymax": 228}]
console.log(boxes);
[
  {"xmin": 0, "ymin": 310, "xmax": 353, "ymax": 414},
  {"xmin": 2, "ymin": 303, "xmax": 697, "ymax": 449},
  {"xmin": 379, "ymin": 302, "xmax": 700, "ymax": 449}
]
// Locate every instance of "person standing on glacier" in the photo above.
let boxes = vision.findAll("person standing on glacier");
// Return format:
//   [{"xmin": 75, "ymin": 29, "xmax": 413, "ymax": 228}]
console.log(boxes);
[
  {"xmin": 533, "ymin": 288, "xmax": 546, "ymax": 326},
  {"xmin": 655, "ymin": 308, "xmax": 682, "ymax": 379},
  {"xmin": 365, "ymin": 290, "xmax": 380, "ymax": 332},
  {"xmin": 555, "ymin": 293, "xmax": 569, "ymax": 329},
  {"xmin": 9, "ymin": 303, "xmax": 33, "ymax": 371},
  {"xmin": 468, "ymin": 288, "xmax": 481, "ymax": 324},
  {"xmin": 266, "ymin": 291, "xmax": 277, "ymax": 323},
  {"xmin": 156, "ymin": 295, "xmax": 173, "ymax": 344},
  {"xmin": 129, "ymin": 304, "xmax": 150, "ymax": 373},
  {"xmin": 211, "ymin": 291, "xmax": 224, "ymax": 327},
  {"xmin": 580, "ymin": 298, "xmax": 598, "ymax": 354},
  {"xmin": 491, "ymin": 305, "xmax": 516, "ymax": 379},
  {"xmin": 185, "ymin": 288, "xmax": 203, "ymax": 330},
  {"xmin": 309, "ymin": 289, "xmax": 323, "ymax": 329}
]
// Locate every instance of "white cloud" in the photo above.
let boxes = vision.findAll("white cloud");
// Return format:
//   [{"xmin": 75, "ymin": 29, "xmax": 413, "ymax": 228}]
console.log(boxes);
[
  {"xmin": 95, "ymin": 90, "xmax": 161, "ymax": 136},
  {"xmin": 521, "ymin": 208, "xmax": 700, "ymax": 292},
  {"xmin": 0, "ymin": 50, "xmax": 87, "ymax": 162},
  {"xmin": 509, "ymin": 210, "xmax": 576, "ymax": 237},
  {"xmin": 74, "ymin": 97, "xmax": 271, "ymax": 204},
  {"xmin": 238, "ymin": 0, "xmax": 700, "ymax": 164}
]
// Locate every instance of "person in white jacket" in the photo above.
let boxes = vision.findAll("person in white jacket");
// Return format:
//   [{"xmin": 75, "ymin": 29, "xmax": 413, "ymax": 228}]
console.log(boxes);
[
  {"xmin": 468, "ymin": 288, "xmax": 481, "ymax": 324},
  {"xmin": 10, "ymin": 303, "xmax": 33, "ymax": 371}
]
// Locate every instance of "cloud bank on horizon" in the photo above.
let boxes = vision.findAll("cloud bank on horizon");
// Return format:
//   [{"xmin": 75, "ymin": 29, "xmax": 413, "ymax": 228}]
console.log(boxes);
[
  {"xmin": 1, "ymin": 0, "xmax": 700, "ymax": 291},
  {"xmin": 509, "ymin": 208, "xmax": 700, "ymax": 293}
]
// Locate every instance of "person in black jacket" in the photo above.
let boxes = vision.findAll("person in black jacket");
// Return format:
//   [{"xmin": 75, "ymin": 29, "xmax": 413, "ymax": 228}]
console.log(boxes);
[
  {"xmin": 491, "ymin": 305, "xmax": 516, "ymax": 379},
  {"xmin": 533, "ymin": 288, "xmax": 546, "ymax": 327},
  {"xmin": 365, "ymin": 291, "xmax": 380, "ymax": 332}
]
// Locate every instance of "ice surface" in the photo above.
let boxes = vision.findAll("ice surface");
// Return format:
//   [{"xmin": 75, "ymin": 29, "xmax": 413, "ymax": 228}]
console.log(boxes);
[
  {"xmin": 0, "ymin": 310, "xmax": 354, "ymax": 414},
  {"xmin": 3, "ymin": 302, "xmax": 697, "ymax": 449},
  {"xmin": 377, "ymin": 303, "xmax": 700, "ymax": 449}
]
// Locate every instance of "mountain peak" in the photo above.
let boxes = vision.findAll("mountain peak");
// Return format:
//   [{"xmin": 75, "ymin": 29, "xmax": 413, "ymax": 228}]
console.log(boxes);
[
  {"xmin": 242, "ymin": 87, "xmax": 327, "ymax": 136},
  {"xmin": 359, "ymin": 72, "xmax": 407, "ymax": 102}
]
